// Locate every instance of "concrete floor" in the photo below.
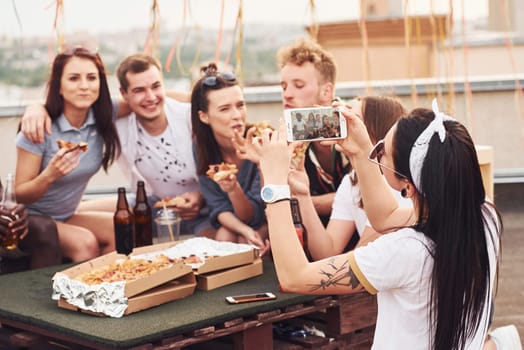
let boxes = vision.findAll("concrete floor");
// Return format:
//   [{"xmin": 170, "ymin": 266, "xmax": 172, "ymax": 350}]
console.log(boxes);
[{"xmin": 490, "ymin": 183, "xmax": 524, "ymax": 343}]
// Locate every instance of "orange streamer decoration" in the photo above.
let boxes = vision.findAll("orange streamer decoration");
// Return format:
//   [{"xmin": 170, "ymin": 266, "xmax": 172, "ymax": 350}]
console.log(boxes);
[
  {"xmin": 428, "ymin": 0, "xmax": 443, "ymax": 103},
  {"xmin": 165, "ymin": 0, "xmax": 188, "ymax": 72},
  {"xmin": 214, "ymin": 0, "xmax": 225, "ymax": 64},
  {"xmin": 308, "ymin": 0, "xmax": 319, "ymax": 41},
  {"xmin": 225, "ymin": 0, "xmax": 243, "ymax": 84},
  {"xmin": 461, "ymin": 0, "xmax": 475, "ymax": 138},
  {"xmin": 358, "ymin": 0, "xmax": 372, "ymax": 93},
  {"xmin": 446, "ymin": 0, "xmax": 455, "ymax": 114},
  {"xmin": 143, "ymin": 0, "xmax": 161, "ymax": 57},
  {"xmin": 46, "ymin": 0, "xmax": 65, "ymax": 61},
  {"xmin": 185, "ymin": 2, "xmax": 203, "ymax": 76},
  {"xmin": 224, "ymin": 2, "xmax": 240, "ymax": 67},
  {"xmin": 235, "ymin": 0, "xmax": 243, "ymax": 84},
  {"xmin": 498, "ymin": 0, "xmax": 524, "ymax": 149},
  {"xmin": 402, "ymin": 1, "xmax": 418, "ymax": 107}
]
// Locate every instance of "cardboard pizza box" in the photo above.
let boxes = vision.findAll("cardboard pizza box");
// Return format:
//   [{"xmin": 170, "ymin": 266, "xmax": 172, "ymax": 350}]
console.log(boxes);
[
  {"xmin": 131, "ymin": 238, "xmax": 259, "ymax": 275},
  {"xmin": 54, "ymin": 251, "xmax": 193, "ymax": 298},
  {"xmin": 196, "ymin": 258, "xmax": 263, "ymax": 291},
  {"xmin": 57, "ymin": 272, "xmax": 196, "ymax": 316}
]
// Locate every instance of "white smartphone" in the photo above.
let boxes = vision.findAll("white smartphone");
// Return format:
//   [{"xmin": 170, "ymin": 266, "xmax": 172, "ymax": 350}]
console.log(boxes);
[
  {"xmin": 284, "ymin": 106, "xmax": 347, "ymax": 142},
  {"xmin": 225, "ymin": 292, "xmax": 277, "ymax": 304}
]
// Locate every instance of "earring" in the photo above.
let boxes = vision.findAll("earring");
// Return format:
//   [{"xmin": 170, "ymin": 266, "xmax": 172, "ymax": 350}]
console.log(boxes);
[{"xmin": 401, "ymin": 188, "xmax": 408, "ymax": 198}]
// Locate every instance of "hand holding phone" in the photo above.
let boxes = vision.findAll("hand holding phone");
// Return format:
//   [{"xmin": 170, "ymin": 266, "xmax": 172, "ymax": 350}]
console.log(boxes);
[
  {"xmin": 225, "ymin": 292, "xmax": 277, "ymax": 304},
  {"xmin": 284, "ymin": 106, "xmax": 347, "ymax": 142}
]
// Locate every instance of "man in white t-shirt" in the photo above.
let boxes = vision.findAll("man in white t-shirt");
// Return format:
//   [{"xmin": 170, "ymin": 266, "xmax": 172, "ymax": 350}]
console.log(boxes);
[
  {"xmin": 18, "ymin": 54, "xmax": 210, "ymax": 236},
  {"xmin": 114, "ymin": 54, "xmax": 211, "ymax": 236}
]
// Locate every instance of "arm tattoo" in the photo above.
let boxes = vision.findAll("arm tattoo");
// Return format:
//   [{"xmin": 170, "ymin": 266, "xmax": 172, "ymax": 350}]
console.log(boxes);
[{"xmin": 308, "ymin": 257, "xmax": 360, "ymax": 292}]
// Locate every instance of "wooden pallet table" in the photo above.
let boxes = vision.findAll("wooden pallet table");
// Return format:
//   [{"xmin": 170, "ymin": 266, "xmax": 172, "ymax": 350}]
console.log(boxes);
[{"xmin": 0, "ymin": 260, "xmax": 377, "ymax": 350}]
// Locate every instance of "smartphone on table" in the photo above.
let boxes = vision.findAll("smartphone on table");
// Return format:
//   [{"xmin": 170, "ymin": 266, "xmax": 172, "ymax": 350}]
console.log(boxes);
[
  {"xmin": 284, "ymin": 106, "xmax": 347, "ymax": 142},
  {"xmin": 225, "ymin": 292, "xmax": 277, "ymax": 304}
]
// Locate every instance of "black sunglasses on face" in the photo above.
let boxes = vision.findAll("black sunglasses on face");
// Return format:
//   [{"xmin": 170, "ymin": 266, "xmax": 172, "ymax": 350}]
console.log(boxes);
[
  {"xmin": 368, "ymin": 140, "xmax": 408, "ymax": 179},
  {"xmin": 202, "ymin": 72, "xmax": 236, "ymax": 87}
]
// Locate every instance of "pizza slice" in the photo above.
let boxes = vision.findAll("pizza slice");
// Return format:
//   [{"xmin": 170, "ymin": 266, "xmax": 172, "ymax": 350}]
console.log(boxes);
[
  {"xmin": 74, "ymin": 255, "xmax": 174, "ymax": 285},
  {"xmin": 206, "ymin": 162, "xmax": 239, "ymax": 182},
  {"xmin": 153, "ymin": 196, "xmax": 187, "ymax": 208},
  {"xmin": 290, "ymin": 142, "xmax": 309, "ymax": 168},
  {"xmin": 57, "ymin": 139, "xmax": 89, "ymax": 153},
  {"xmin": 249, "ymin": 120, "xmax": 274, "ymax": 137}
]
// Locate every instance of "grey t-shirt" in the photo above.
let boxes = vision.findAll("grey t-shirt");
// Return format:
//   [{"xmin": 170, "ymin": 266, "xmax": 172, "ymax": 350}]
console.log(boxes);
[{"xmin": 15, "ymin": 110, "xmax": 103, "ymax": 221}]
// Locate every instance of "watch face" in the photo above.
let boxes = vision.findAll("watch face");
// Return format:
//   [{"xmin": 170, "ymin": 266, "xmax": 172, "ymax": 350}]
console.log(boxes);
[{"xmin": 261, "ymin": 186, "xmax": 274, "ymax": 201}]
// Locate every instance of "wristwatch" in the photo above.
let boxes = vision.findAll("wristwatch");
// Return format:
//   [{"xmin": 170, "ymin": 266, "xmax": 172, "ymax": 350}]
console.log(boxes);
[{"xmin": 260, "ymin": 185, "xmax": 291, "ymax": 204}]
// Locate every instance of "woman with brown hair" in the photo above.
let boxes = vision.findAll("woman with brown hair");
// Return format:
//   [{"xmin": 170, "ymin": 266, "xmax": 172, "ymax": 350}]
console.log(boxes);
[
  {"xmin": 15, "ymin": 47, "xmax": 120, "ymax": 262},
  {"xmin": 191, "ymin": 63, "xmax": 269, "ymax": 255},
  {"xmin": 289, "ymin": 95, "xmax": 410, "ymax": 259}
]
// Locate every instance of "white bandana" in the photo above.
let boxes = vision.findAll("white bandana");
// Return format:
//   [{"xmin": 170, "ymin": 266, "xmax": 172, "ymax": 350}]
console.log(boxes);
[{"xmin": 409, "ymin": 99, "xmax": 454, "ymax": 192}]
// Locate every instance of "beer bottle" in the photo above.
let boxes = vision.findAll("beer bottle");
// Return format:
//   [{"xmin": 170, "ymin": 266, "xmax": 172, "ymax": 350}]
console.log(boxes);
[
  {"xmin": 1, "ymin": 173, "xmax": 17, "ymax": 209},
  {"xmin": 1, "ymin": 173, "xmax": 20, "ymax": 250},
  {"xmin": 290, "ymin": 198, "xmax": 312, "ymax": 261},
  {"xmin": 133, "ymin": 181, "xmax": 152, "ymax": 247},
  {"xmin": 114, "ymin": 187, "xmax": 134, "ymax": 255}
]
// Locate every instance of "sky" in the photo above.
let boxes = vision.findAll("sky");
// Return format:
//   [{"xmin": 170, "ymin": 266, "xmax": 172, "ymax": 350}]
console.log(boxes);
[{"xmin": 1, "ymin": 0, "xmax": 488, "ymax": 39}]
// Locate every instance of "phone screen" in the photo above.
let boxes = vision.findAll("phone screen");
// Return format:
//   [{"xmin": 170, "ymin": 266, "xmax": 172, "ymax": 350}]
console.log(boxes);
[{"xmin": 285, "ymin": 107, "xmax": 346, "ymax": 142}]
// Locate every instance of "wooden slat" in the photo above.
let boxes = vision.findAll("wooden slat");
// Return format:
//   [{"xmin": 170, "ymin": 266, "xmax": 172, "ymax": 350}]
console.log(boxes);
[
  {"xmin": 232, "ymin": 323, "xmax": 273, "ymax": 350},
  {"xmin": 325, "ymin": 294, "xmax": 377, "ymax": 336},
  {"xmin": 222, "ymin": 317, "xmax": 244, "ymax": 328},
  {"xmin": 9, "ymin": 331, "xmax": 46, "ymax": 348},
  {"xmin": 1, "ymin": 319, "xmax": 119, "ymax": 350},
  {"xmin": 254, "ymin": 309, "xmax": 281, "ymax": 321},
  {"xmin": 157, "ymin": 298, "xmax": 341, "ymax": 349},
  {"xmin": 158, "ymin": 334, "xmax": 184, "ymax": 346},
  {"xmin": 283, "ymin": 304, "xmax": 304, "ymax": 313},
  {"xmin": 312, "ymin": 296, "xmax": 333, "ymax": 306},
  {"xmin": 187, "ymin": 326, "xmax": 215, "ymax": 337},
  {"xmin": 127, "ymin": 344, "xmax": 153, "ymax": 350}
]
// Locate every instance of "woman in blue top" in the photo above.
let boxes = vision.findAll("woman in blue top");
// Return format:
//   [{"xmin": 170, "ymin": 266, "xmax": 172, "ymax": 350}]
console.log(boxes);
[
  {"xmin": 191, "ymin": 63, "xmax": 269, "ymax": 255},
  {"xmin": 15, "ymin": 47, "xmax": 120, "ymax": 262}
]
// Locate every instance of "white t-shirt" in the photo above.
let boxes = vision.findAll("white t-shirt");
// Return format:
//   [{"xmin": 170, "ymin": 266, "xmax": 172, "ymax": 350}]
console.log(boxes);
[
  {"xmin": 294, "ymin": 118, "xmax": 307, "ymax": 131},
  {"xmin": 349, "ymin": 208, "xmax": 499, "ymax": 349},
  {"xmin": 116, "ymin": 98, "xmax": 200, "ymax": 198},
  {"xmin": 330, "ymin": 173, "xmax": 412, "ymax": 237}
]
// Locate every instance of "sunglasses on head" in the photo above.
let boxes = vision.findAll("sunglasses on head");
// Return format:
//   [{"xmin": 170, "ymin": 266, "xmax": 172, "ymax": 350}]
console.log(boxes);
[
  {"xmin": 202, "ymin": 72, "xmax": 236, "ymax": 87},
  {"xmin": 368, "ymin": 140, "xmax": 408, "ymax": 179}
]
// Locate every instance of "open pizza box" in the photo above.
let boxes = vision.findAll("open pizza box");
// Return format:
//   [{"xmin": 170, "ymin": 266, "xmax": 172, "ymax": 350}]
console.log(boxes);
[
  {"xmin": 132, "ymin": 237, "xmax": 263, "ymax": 291},
  {"xmin": 57, "ymin": 273, "xmax": 196, "ymax": 317},
  {"xmin": 196, "ymin": 258, "xmax": 263, "ymax": 291},
  {"xmin": 132, "ymin": 237, "xmax": 260, "ymax": 274},
  {"xmin": 52, "ymin": 250, "xmax": 196, "ymax": 317}
]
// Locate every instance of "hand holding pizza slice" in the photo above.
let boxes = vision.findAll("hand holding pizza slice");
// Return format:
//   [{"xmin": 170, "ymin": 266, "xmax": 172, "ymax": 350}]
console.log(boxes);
[
  {"xmin": 206, "ymin": 162, "xmax": 239, "ymax": 182},
  {"xmin": 290, "ymin": 141, "xmax": 309, "ymax": 169},
  {"xmin": 153, "ymin": 196, "xmax": 187, "ymax": 208}
]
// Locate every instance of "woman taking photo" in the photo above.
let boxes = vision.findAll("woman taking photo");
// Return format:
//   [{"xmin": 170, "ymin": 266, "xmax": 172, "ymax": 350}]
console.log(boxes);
[
  {"xmin": 288, "ymin": 95, "xmax": 410, "ymax": 259},
  {"xmin": 15, "ymin": 47, "xmax": 120, "ymax": 262},
  {"xmin": 191, "ymin": 63, "xmax": 269, "ymax": 255},
  {"xmin": 257, "ymin": 100, "xmax": 501, "ymax": 349}
]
